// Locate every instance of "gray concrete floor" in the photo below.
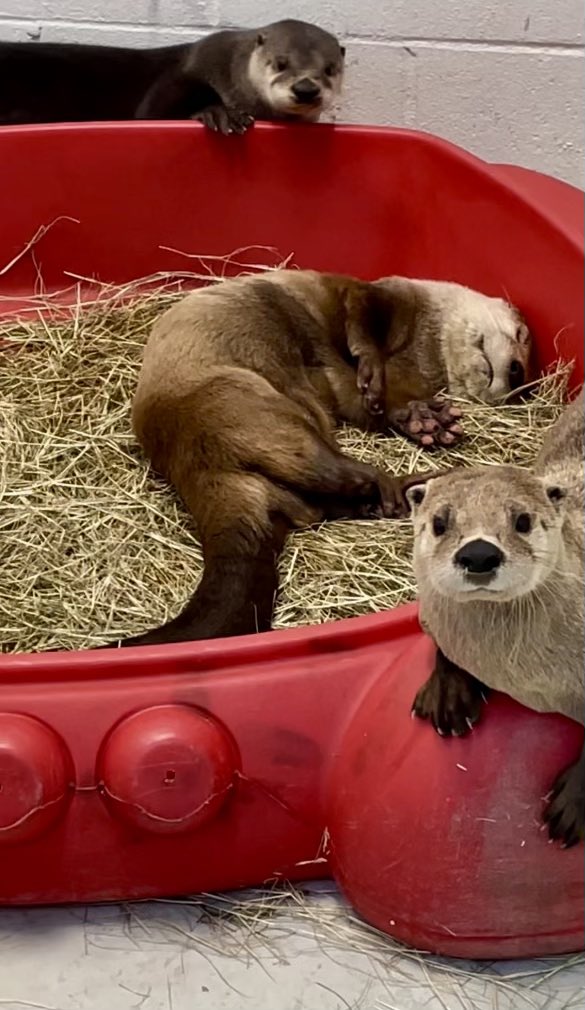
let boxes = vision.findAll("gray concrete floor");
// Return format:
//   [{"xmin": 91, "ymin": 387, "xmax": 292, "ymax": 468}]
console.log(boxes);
[{"xmin": 0, "ymin": 883, "xmax": 583, "ymax": 1010}]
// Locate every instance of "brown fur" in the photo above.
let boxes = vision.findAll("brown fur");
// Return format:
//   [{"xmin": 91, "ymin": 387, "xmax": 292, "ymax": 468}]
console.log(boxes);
[
  {"xmin": 106, "ymin": 268, "xmax": 490, "ymax": 650},
  {"xmin": 408, "ymin": 389, "xmax": 584, "ymax": 846},
  {"xmin": 101, "ymin": 268, "xmax": 528, "ymax": 650}
]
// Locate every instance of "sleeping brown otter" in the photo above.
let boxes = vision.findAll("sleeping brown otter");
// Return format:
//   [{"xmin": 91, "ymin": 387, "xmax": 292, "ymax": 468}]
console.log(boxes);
[
  {"xmin": 408, "ymin": 389, "xmax": 584, "ymax": 847},
  {"xmin": 0, "ymin": 21, "xmax": 344, "ymax": 133},
  {"xmin": 97, "ymin": 269, "xmax": 529, "ymax": 650}
]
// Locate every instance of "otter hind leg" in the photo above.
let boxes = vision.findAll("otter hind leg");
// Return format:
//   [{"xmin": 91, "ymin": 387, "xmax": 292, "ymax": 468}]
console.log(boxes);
[
  {"xmin": 101, "ymin": 373, "xmax": 443, "ymax": 648},
  {"xmin": 100, "ymin": 472, "xmax": 316, "ymax": 649}
]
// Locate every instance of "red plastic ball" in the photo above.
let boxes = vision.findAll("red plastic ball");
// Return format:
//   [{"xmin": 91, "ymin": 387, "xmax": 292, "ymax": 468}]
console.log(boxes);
[
  {"xmin": 327, "ymin": 635, "xmax": 585, "ymax": 959},
  {"xmin": 0, "ymin": 713, "xmax": 74, "ymax": 845},
  {"xmin": 97, "ymin": 704, "xmax": 239, "ymax": 835}
]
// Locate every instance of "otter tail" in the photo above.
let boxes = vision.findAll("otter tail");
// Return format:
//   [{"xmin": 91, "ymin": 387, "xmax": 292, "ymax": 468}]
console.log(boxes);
[
  {"xmin": 106, "ymin": 371, "xmax": 398, "ymax": 649},
  {"xmin": 109, "ymin": 471, "xmax": 315, "ymax": 648}
]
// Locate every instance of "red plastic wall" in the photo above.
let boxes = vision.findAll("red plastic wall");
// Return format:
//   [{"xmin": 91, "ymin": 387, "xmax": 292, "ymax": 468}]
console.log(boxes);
[{"xmin": 0, "ymin": 123, "xmax": 582, "ymax": 959}]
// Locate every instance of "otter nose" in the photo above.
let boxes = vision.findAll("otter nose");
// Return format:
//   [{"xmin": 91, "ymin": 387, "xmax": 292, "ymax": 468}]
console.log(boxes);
[
  {"xmin": 292, "ymin": 78, "xmax": 321, "ymax": 103},
  {"xmin": 455, "ymin": 539, "xmax": 504, "ymax": 574}
]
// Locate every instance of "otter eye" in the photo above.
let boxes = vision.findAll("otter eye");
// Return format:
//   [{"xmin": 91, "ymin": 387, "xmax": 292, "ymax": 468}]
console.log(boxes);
[
  {"xmin": 410, "ymin": 486, "xmax": 426, "ymax": 506},
  {"xmin": 325, "ymin": 64, "xmax": 336, "ymax": 77},
  {"xmin": 508, "ymin": 359, "xmax": 524, "ymax": 389},
  {"xmin": 515, "ymin": 512, "xmax": 531, "ymax": 534},
  {"xmin": 432, "ymin": 515, "xmax": 447, "ymax": 537},
  {"xmin": 275, "ymin": 58, "xmax": 288, "ymax": 72}
]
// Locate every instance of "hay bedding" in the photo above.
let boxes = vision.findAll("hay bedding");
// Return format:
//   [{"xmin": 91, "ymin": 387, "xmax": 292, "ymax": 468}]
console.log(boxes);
[{"xmin": 0, "ymin": 270, "xmax": 570, "ymax": 654}]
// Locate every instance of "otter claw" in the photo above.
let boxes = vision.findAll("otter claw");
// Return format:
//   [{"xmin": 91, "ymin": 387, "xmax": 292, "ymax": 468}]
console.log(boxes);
[{"xmin": 194, "ymin": 105, "xmax": 254, "ymax": 135}]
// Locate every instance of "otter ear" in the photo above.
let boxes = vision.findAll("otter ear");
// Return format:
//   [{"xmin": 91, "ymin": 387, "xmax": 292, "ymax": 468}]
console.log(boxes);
[
  {"xmin": 542, "ymin": 480, "xmax": 567, "ymax": 509},
  {"xmin": 405, "ymin": 484, "xmax": 428, "ymax": 512},
  {"xmin": 340, "ymin": 45, "xmax": 346, "ymax": 58},
  {"xmin": 256, "ymin": 33, "xmax": 265, "ymax": 47}
]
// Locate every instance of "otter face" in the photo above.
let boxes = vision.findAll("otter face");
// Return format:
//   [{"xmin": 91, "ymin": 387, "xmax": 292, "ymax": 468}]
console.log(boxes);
[
  {"xmin": 248, "ymin": 20, "xmax": 344, "ymax": 120},
  {"xmin": 448, "ymin": 294, "xmax": 532, "ymax": 403},
  {"xmin": 407, "ymin": 466, "xmax": 567, "ymax": 602}
]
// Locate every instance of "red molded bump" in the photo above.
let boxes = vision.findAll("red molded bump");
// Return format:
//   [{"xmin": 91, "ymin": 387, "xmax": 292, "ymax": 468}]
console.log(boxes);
[
  {"xmin": 0, "ymin": 713, "xmax": 74, "ymax": 845},
  {"xmin": 327, "ymin": 635, "xmax": 585, "ymax": 959},
  {"xmin": 97, "ymin": 705, "xmax": 239, "ymax": 834}
]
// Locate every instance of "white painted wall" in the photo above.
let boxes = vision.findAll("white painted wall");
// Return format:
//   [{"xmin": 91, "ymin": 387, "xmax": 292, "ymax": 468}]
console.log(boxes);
[{"xmin": 1, "ymin": 1, "xmax": 583, "ymax": 187}]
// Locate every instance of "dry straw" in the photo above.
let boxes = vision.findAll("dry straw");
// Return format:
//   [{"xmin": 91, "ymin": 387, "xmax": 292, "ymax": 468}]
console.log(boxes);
[
  {"xmin": 124, "ymin": 882, "xmax": 584, "ymax": 1009},
  {"xmin": 0, "ymin": 262, "xmax": 571, "ymax": 653}
]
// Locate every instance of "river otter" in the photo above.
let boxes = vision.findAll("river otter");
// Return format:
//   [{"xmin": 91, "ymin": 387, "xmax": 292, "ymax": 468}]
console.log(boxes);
[
  {"xmin": 0, "ymin": 21, "xmax": 344, "ymax": 132},
  {"xmin": 408, "ymin": 388, "xmax": 584, "ymax": 847},
  {"xmin": 97, "ymin": 269, "xmax": 528, "ymax": 649}
]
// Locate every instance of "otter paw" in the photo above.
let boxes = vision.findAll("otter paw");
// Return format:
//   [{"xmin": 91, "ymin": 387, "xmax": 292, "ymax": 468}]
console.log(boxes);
[
  {"xmin": 412, "ymin": 669, "xmax": 485, "ymax": 736},
  {"xmin": 544, "ymin": 760, "xmax": 585, "ymax": 848},
  {"xmin": 375, "ymin": 470, "xmax": 440, "ymax": 519},
  {"xmin": 372, "ymin": 474, "xmax": 412, "ymax": 519},
  {"xmin": 352, "ymin": 500, "xmax": 386, "ymax": 520},
  {"xmin": 224, "ymin": 107, "xmax": 255, "ymax": 134},
  {"xmin": 390, "ymin": 398, "xmax": 463, "ymax": 448},
  {"xmin": 357, "ymin": 355, "xmax": 385, "ymax": 417},
  {"xmin": 193, "ymin": 105, "xmax": 254, "ymax": 135}
]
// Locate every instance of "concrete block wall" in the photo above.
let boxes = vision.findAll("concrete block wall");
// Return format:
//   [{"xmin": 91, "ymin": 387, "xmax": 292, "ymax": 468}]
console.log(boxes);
[{"xmin": 0, "ymin": 1, "xmax": 583, "ymax": 186}]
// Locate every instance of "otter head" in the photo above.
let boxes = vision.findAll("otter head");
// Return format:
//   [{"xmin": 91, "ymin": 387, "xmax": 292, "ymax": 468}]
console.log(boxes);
[
  {"xmin": 248, "ymin": 20, "xmax": 345, "ymax": 121},
  {"xmin": 407, "ymin": 466, "xmax": 567, "ymax": 603},
  {"xmin": 443, "ymin": 290, "xmax": 532, "ymax": 403}
]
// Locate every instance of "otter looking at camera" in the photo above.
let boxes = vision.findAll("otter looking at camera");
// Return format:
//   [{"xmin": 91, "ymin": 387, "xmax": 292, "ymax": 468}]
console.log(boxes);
[
  {"xmin": 408, "ymin": 389, "xmax": 584, "ymax": 848},
  {"xmin": 0, "ymin": 20, "xmax": 344, "ymax": 132}
]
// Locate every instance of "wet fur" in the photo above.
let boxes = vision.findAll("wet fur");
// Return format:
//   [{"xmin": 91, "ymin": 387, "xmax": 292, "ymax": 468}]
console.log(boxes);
[{"xmin": 0, "ymin": 20, "xmax": 343, "ymax": 128}]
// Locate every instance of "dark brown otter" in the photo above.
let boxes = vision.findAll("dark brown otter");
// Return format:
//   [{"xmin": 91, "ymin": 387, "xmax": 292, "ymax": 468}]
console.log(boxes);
[{"xmin": 0, "ymin": 20, "xmax": 344, "ymax": 132}]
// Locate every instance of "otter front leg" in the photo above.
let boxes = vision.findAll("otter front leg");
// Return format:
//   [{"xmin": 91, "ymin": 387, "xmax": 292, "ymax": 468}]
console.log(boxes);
[
  {"xmin": 412, "ymin": 647, "xmax": 489, "ymax": 736},
  {"xmin": 544, "ymin": 743, "xmax": 584, "ymax": 848},
  {"xmin": 193, "ymin": 104, "xmax": 254, "ymax": 135},
  {"xmin": 389, "ymin": 398, "xmax": 463, "ymax": 448}
]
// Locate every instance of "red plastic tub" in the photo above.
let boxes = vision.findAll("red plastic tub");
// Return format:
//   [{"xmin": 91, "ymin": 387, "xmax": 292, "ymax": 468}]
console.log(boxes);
[{"xmin": 0, "ymin": 122, "xmax": 583, "ymax": 959}]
